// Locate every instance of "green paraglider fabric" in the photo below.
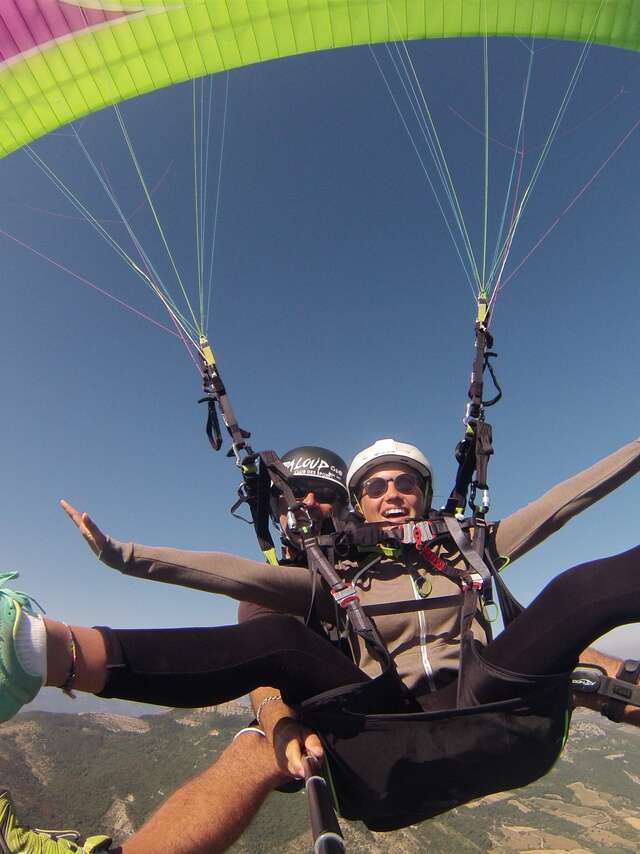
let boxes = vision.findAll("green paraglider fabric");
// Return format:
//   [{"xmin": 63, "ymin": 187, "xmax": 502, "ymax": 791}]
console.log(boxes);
[{"xmin": 1, "ymin": 0, "xmax": 640, "ymax": 157}]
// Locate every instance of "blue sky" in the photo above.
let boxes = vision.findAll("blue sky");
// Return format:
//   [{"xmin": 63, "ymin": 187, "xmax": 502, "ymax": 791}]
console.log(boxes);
[{"xmin": 1, "ymin": 35, "xmax": 639, "ymax": 713}]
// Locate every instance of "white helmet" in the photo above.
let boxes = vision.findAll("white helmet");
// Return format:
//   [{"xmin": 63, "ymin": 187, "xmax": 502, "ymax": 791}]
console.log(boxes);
[{"xmin": 347, "ymin": 439, "xmax": 434, "ymax": 500}]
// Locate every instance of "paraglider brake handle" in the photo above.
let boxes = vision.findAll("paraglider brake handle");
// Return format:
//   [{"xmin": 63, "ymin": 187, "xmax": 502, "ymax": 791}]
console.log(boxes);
[
  {"xmin": 198, "ymin": 393, "xmax": 222, "ymax": 452},
  {"xmin": 198, "ymin": 360, "xmax": 252, "ymax": 458},
  {"xmin": 198, "ymin": 359, "xmax": 224, "ymax": 450},
  {"xmin": 482, "ymin": 351, "xmax": 502, "ymax": 408}
]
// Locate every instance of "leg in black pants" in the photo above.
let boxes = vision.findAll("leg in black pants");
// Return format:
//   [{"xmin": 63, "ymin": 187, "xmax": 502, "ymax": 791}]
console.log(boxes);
[
  {"xmin": 485, "ymin": 544, "xmax": 640, "ymax": 673},
  {"xmin": 99, "ymin": 615, "xmax": 369, "ymax": 708},
  {"xmin": 99, "ymin": 545, "xmax": 640, "ymax": 710},
  {"xmin": 431, "ymin": 544, "xmax": 640, "ymax": 708}
]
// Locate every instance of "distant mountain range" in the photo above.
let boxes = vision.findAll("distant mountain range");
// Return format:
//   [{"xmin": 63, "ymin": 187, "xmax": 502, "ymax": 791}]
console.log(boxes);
[
  {"xmin": 22, "ymin": 686, "xmax": 168, "ymax": 717},
  {"xmin": 2, "ymin": 707, "xmax": 639, "ymax": 852}
]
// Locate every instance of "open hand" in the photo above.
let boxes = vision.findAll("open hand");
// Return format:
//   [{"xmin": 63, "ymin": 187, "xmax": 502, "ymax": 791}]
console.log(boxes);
[{"xmin": 60, "ymin": 499, "xmax": 108, "ymax": 557}]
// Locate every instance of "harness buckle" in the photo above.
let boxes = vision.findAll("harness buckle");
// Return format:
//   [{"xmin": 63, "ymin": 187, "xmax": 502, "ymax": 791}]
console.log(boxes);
[
  {"xmin": 464, "ymin": 401, "xmax": 481, "ymax": 426},
  {"xmin": 331, "ymin": 583, "xmax": 360, "ymax": 609},
  {"xmin": 462, "ymin": 572, "xmax": 484, "ymax": 592},
  {"xmin": 287, "ymin": 504, "xmax": 313, "ymax": 534},
  {"xmin": 413, "ymin": 524, "xmax": 447, "ymax": 573}
]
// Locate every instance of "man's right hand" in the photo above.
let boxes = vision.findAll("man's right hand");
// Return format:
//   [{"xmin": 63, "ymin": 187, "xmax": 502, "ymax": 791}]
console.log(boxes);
[
  {"xmin": 253, "ymin": 689, "xmax": 324, "ymax": 779},
  {"xmin": 272, "ymin": 716, "xmax": 324, "ymax": 779},
  {"xmin": 60, "ymin": 499, "xmax": 108, "ymax": 558}
]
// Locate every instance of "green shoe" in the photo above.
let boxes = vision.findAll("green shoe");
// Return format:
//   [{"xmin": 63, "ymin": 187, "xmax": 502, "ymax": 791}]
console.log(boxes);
[
  {"xmin": 0, "ymin": 573, "xmax": 45, "ymax": 723},
  {"xmin": 0, "ymin": 789, "xmax": 112, "ymax": 852}
]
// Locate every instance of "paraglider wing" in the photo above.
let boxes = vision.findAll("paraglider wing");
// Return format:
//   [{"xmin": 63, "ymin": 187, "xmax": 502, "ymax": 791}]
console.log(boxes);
[{"xmin": 2, "ymin": 0, "xmax": 640, "ymax": 157}]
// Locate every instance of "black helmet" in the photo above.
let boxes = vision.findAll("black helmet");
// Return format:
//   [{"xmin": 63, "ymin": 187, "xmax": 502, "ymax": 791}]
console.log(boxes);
[
  {"xmin": 279, "ymin": 446, "xmax": 348, "ymax": 501},
  {"xmin": 270, "ymin": 446, "xmax": 348, "ymax": 551}
]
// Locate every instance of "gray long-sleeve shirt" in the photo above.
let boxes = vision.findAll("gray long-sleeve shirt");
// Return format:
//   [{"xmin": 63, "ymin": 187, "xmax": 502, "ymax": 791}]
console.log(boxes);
[{"xmin": 100, "ymin": 438, "xmax": 640, "ymax": 696}]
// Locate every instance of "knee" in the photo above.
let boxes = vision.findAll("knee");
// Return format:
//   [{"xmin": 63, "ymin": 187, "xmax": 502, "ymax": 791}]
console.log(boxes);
[
  {"xmin": 538, "ymin": 550, "xmax": 631, "ymax": 610},
  {"xmin": 254, "ymin": 614, "xmax": 308, "ymax": 645}
]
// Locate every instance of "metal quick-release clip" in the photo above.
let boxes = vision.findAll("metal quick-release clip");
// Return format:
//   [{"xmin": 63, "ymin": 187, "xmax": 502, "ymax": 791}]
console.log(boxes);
[
  {"xmin": 400, "ymin": 520, "xmax": 434, "ymax": 544},
  {"xmin": 464, "ymin": 401, "xmax": 481, "ymax": 426},
  {"xmin": 462, "ymin": 572, "xmax": 485, "ymax": 592},
  {"xmin": 287, "ymin": 504, "xmax": 313, "ymax": 534},
  {"xmin": 330, "ymin": 582, "xmax": 360, "ymax": 609},
  {"xmin": 412, "ymin": 524, "xmax": 447, "ymax": 572}
]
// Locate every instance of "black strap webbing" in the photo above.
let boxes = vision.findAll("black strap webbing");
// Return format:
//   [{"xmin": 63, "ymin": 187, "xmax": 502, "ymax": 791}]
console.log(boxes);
[
  {"xmin": 200, "ymin": 364, "xmax": 251, "ymax": 456},
  {"xmin": 483, "ymin": 548, "xmax": 524, "ymax": 626},
  {"xmin": 364, "ymin": 595, "xmax": 464, "ymax": 617},
  {"xmin": 443, "ymin": 516, "xmax": 493, "ymax": 596}
]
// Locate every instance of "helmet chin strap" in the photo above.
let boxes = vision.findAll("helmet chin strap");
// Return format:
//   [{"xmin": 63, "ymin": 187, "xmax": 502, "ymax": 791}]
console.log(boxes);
[{"xmin": 352, "ymin": 495, "xmax": 364, "ymax": 518}]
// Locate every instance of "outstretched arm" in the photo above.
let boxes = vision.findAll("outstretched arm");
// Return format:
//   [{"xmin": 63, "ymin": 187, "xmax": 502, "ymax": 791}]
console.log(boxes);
[
  {"xmin": 60, "ymin": 500, "xmax": 329, "ymax": 620},
  {"xmin": 492, "ymin": 437, "xmax": 640, "ymax": 564}
]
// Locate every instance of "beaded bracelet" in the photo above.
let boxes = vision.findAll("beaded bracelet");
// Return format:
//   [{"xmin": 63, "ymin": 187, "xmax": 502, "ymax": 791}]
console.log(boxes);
[{"xmin": 60, "ymin": 622, "xmax": 78, "ymax": 697}]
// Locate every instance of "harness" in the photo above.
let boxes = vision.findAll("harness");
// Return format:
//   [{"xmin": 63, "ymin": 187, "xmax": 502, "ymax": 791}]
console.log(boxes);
[
  {"xmin": 287, "ymin": 301, "xmax": 574, "ymax": 829},
  {"xmin": 196, "ymin": 315, "xmax": 639, "ymax": 836}
]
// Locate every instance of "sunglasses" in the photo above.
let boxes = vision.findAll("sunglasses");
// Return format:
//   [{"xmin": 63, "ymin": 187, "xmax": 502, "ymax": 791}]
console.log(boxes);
[
  {"xmin": 273, "ymin": 480, "xmax": 342, "ymax": 504},
  {"xmin": 360, "ymin": 472, "xmax": 424, "ymax": 500}
]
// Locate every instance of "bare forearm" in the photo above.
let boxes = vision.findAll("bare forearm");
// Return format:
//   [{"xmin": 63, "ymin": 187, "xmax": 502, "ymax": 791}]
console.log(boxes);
[{"xmin": 122, "ymin": 734, "xmax": 282, "ymax": 854}]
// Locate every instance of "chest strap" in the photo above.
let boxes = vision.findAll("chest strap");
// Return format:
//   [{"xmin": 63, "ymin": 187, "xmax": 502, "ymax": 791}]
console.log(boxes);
[
  {"xmin": 364, "ymin": 594, "xmax": 464, "ymax": 617},
  {"xmin": 443, "ymin": 516, "xmax": 493, "ymax": 603}
]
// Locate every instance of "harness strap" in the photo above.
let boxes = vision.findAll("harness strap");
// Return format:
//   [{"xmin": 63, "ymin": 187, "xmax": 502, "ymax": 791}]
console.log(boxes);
[
  {"xmin": 443, "ymin": 515, "xmax": 493, "ymax": 603},
  {"xmin": 460, "ymin": 586, "xmax": 481, "ymax": 636},
  {"xmin": 471, "ymin": 421, "xmax": 493, "ymax": 514},
  {"xmin": 258, "ymin": 450, "xmax": 299, "ymax": 509},
  {"xmin": 456, "ymin": 586, "xmax": 482, "ymax": 707},
  {"xmin": 198, "ymin": 337, "xmax": 252, "ymax": 460},
  {"xmin": 228, "ymin": 452, "xmax": 279, "ymax": 564},
  {"xmin": 196, "ymin": 340, "xmax": 281, "ymax": 563},
  {"xmin": 304, "ymin": 540, "xmax": 391, "ymax": 664},
  {"xmin": 322, "ymin": 517, "xmax": 476, "ymax": 552},
  {"xmin": 364, "ymin": 595, "xmax": 464, "ymax": 617},
  {"xmin": 412, "ymin": 524, "xmax": 482, "ymax": 592},
  {"xmin": 482, "ymin": 547, "xmax": 524, "ymax": 627}
]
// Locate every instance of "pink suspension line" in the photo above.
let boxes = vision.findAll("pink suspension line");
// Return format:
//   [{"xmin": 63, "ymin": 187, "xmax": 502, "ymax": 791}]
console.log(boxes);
[
  {"xmin": 0, "ymin": 226, "xmax": 179, "ymax": 338},
  {"xmin": 448, "ymin": 86, "xmax": 626, "ymax": 155}
]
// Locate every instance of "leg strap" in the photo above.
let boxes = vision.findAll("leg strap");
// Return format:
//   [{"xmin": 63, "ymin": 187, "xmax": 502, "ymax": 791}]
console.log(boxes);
[{"xmin": 571, "ymin": 660, "xmax": 640, "ymax": 722}]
